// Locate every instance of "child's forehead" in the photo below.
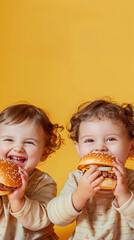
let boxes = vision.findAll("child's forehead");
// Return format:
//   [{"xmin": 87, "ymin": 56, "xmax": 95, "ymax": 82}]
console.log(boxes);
[
  {"xmin": 0, "ymin": 119, "xmax": 42, "ymax": 130},
  {"xmin": 0, "ymin": 120, "xmax": 46, "ymax": 137},
  {"xmin": 79, "ymin": 117, "xmax": 124, "ymax": 129}
]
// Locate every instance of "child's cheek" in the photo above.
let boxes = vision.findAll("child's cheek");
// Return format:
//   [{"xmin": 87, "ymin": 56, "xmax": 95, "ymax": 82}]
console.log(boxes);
[{"xmin": 0, "ymin": 145, "xmax": 9, "ymax": 158}]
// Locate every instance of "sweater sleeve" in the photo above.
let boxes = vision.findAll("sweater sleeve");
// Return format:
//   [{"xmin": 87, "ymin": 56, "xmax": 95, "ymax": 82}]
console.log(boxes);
[
  {"xmin": 47, "ymin": 171, "xmax": 82, "ymax": 226},
  {"xmin": 9, "ymin": 172, "xmax": 57, "ymax": 231},
  {"xmin": 112, "ymin": 191, "xmax": 134, "ymax": 229},
  {"xmin": 112, "ymin": 168, "xmax": 134, "ymax": 229}
]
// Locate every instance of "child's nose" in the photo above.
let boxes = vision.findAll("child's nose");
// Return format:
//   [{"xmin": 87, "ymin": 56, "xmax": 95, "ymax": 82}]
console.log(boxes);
[
  {"xmin": 13, "ymin": 145, "xmax": 24, "ymax": 153},
  {"xmin": 94, "ymin": 144, "xmax": 108, "ymax": 152}
]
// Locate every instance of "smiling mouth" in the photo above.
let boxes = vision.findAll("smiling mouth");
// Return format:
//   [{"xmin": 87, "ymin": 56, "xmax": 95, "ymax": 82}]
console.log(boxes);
[{"xmin": 9, "ymin": 156, "xmax": 26, "ymax": 166}]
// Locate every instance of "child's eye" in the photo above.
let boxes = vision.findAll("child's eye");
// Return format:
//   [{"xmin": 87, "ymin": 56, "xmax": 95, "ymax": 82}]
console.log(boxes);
[
  {"xmin": 107, "ymin": 137, "xmax": 116, "ymax": 142},
  {"xmin": 84, "ymin": 139, "xmax": 94, "ymax": 143},
  {"xmin": 4, "ymin": 138, "xmax": 13, "ymax": 142},
  {"xmin": 25, "ymin": 141, "xmax": 35, "ymax": 145}
]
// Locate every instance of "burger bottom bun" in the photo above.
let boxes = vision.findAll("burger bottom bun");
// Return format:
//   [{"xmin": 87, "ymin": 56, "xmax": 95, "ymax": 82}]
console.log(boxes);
[
  {"xmin": 0, "ymin": 190, "xmax": 10, "ymax": 196},
  {"xmin": 99, "ymin": 178, "xmax": 117, "ymax": 190}
]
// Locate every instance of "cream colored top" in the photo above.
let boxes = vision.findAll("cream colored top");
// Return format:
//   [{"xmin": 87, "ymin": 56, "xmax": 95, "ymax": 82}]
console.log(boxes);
[
  {"xmin": 47, "ymin": 168, "xmax": 134, "ymax": 240},
  {"xmin": 0, "ymin": 169, "xmax": 58, "ymax": 240}
]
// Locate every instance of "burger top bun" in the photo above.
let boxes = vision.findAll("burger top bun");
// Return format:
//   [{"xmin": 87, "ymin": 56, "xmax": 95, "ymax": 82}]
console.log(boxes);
[
  {"xmin": 78, "ymin": 152, "xmax": 116, "ymax": 170},
  {"xmin": 0, "ymin": 158, "xmax": 22, "ymax": 191}
]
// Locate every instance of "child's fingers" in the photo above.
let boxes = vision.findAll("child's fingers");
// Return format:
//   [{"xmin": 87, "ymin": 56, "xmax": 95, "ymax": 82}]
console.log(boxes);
[
  {"xmin": 84, "ymin": 165, "xmax": 99, "ymax": 177},
  {"xmin": 113, "ymin": 167, "xmax": 122, "ymax": 179},
  {"xmin": 94, "ymin": 186, "xmax": 101, "ymax": 192},
  {"xmin": 19, "ymin": 167, "xmax": 29, "ymax": 178},
  {"xmin": 113, "ymin": 163, "xmax": 126, "ymax": 186},
  {"xmin": 113, "ymin": 159, "xmax": 125, "ymax": 175},
  {"xmin": 91, "ymin": 175, "xmax": 104, "ymax": 188},
  {"xmin": 84, "ymin": 168, "xmax": 101, "ymax": 183},
  {"xmin": 18, "ymin": 168, "xmax": 29, "ymax": 189},
  {"xmin": 84, "ymin": 165, "xmax": 97, "ymax": 175}
]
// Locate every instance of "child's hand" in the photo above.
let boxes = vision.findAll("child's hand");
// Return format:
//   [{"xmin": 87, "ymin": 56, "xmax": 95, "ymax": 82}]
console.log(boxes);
[
  {"xmin": 72, "ymin": 166, "xmax": 103, "ymax": 212},
  {"xmin": 112, "ymin": 159, "xmax": 131, "ymax": 207},
  {"xmin": 8, "ymin": 167, "xmax": 29, "ymax": 212}
]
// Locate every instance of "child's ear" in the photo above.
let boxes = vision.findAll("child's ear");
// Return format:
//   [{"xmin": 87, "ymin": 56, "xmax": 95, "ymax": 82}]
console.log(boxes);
[
  {"xmin": 74, "ymin": 141, "xmax": 80, "ymax": 155},
  {"xmin": 129, "ymin": 139, "xmax": 134, "ymax": 158}
]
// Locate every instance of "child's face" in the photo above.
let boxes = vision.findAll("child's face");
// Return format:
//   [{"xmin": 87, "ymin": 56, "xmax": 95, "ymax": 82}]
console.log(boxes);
[
  {"xmin": 0, "ymin": 120, "xmax": 46, "ymax": 173},
  {"xmin": 74, "ymin": 118, "xmax": 134, "ymax": 165}
]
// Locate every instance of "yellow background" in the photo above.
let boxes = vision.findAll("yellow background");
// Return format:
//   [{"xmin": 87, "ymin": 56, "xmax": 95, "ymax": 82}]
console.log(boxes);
[{"xmin": 0, "ymin": 1, "xmax": 134, "ymax": 239}]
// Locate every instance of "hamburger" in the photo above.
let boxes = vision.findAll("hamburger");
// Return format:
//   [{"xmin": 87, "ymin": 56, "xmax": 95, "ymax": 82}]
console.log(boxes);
[
  {"xmin": 78, "ymin": 152, "xmax": 117, "ymax": 190},
  {"xmin": 0, "ymin": 158, "xmax": 22, "ymax": 195}
]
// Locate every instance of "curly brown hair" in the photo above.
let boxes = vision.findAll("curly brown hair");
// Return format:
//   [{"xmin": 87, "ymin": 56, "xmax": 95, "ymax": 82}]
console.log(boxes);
[
  {"xmin": 0, "ymin": 104, "xmax": 64, "ymax": 158},
  {"xmin": 67, "ymin": 99, "xmax": 134, "ymax": 142}
]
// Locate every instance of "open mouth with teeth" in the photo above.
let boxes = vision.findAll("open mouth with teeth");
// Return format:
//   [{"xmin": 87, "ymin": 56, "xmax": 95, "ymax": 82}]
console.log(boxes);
[{"xmin": 8, "ymin": 156, "xmax": 26, "ymax": 167}]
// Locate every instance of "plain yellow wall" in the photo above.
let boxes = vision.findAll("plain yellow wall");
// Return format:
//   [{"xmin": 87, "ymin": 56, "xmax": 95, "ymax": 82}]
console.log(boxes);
[{"xmin": 0, "ymin": 1, "xmax": 134, "ymax": 239}]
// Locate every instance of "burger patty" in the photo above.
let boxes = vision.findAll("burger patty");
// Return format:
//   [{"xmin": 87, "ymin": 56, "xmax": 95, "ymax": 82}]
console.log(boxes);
[
  {"xmin": 0, "ymin": 183, "xmax": 15, "ymax": 191},
  {"xmin": 101, "ymin": 171, "xmax": 117, "ymax": 179}
]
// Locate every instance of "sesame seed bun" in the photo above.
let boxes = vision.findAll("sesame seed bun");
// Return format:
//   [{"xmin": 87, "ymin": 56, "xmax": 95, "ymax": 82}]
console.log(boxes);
[
  {"xmin": 0, "ymin": 158, "xmax": 22, "ymax": 195},
  {"xmin": 78, "ymin": 152, "xmax": 117, "ymax": 190},
  {"xmin": 78, "ymin": 152, "xmax": 115, "ymax": 170}
]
